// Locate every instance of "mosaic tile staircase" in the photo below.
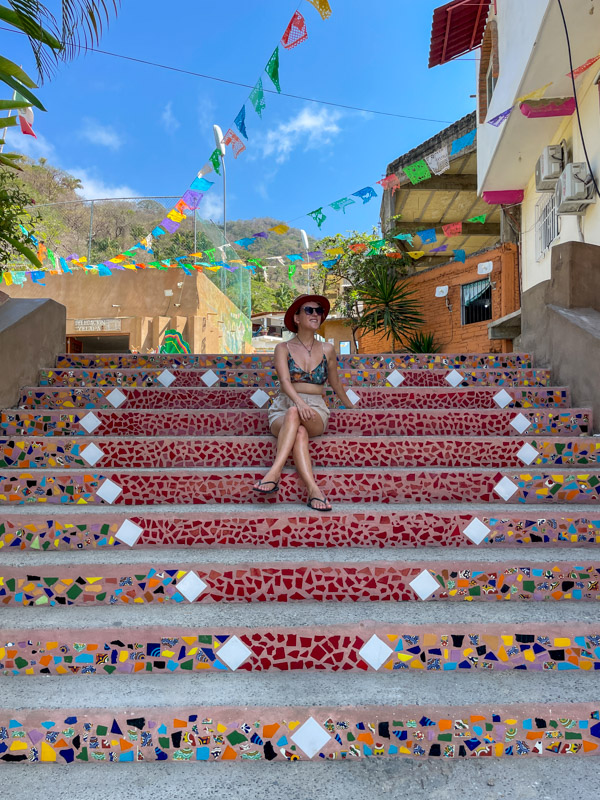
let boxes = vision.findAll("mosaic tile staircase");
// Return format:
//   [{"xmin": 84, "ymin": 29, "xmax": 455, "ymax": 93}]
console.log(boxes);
[{"xmin": 1, "ymin": 351, "xmax": 600, "ymax": 766}]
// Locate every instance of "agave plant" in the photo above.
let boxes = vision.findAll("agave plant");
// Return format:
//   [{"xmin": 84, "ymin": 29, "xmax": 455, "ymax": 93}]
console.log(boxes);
[
  {"xmin": 404, "ymin": 331, "xmax": 441, "ymax": 353},
  {"xmin": 358, "ymin": 262, "xmax": 423, "ymax": 352}
]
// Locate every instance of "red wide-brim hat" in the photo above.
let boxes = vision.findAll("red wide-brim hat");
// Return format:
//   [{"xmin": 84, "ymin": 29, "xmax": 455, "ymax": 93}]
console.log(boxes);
[{"xmin": 284, "ymin": 294, "xmax": 331, "ymax": 333}]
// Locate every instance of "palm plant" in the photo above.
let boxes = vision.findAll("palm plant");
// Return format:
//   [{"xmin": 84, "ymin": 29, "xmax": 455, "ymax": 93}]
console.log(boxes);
[
  {"xmin": 405, "ymin": 331, "xmax": 441, "ymax": 353},
  {"xmin": 358, "ymin": 262, "xmax": 423, "ymax": 352}
]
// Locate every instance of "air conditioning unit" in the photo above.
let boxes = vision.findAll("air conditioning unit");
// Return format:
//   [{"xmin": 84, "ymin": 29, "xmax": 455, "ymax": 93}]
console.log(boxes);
[
  {"xmin": 555, "ymin": 162, "xmax": 596, "ymax": 214},
  {"xmin": 535, "ymin": 145, "xmax": 563, "ymax": 192}
]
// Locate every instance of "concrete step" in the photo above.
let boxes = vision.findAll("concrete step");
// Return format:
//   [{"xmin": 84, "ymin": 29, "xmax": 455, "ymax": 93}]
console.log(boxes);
[
  {"xmin": 55, "ymin": 352, "xmax": 535, "ymax": 370},
  {"xmin": 2, "ymin": 622, "xmax": 599, "ymax": 675},
  {"xmin": 19, "ymin": 385, "xmax": 572, "ymax": 410},
  {"xmin": 2, "ymin": 435, "xmax": 598, "ymax": 470},
  {"xmin": 1, "ymin": 558, "xmax": 599, "ymax": 605},
  {"xmin": 38, "ymin": 366, "xmax": 553, "ymax": 389},
  {"xmin": 2, "ymin": 701, "xmax": 598, "ymax": 762},
  {"xmin": 3, "ymin": 407, "xmax": 592, "ymax": 438},
  {"xmin": 2, "ymin": 502, "xmax": 598, "ymax": 551},
  {"xmin": 2, "ymin": 466, "xmax": 598, "ymax": 505}
]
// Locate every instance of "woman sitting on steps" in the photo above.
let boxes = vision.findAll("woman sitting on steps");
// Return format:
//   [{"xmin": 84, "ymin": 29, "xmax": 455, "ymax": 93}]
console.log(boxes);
[{"xmin": 253, "ymin": 294, "xmax": 356, "ymax": 512}]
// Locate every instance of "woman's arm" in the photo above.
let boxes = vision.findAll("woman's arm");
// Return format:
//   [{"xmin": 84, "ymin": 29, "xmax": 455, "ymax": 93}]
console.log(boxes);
[
  {"xmin": 274, "ymin": 342, "xmax": 318, "ymax": 422},
  {"xmin": 324, "ymin": 343, "xmax": 356, "ymax": 408}
]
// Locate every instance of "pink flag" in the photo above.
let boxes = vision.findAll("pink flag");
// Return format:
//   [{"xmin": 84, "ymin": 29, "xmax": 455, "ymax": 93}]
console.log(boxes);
[
  {"xmin": 442, "ymin": 222, "xmax": 463, "ymax": 237},
  {"xmin": 281, "ymin": 11, "xmax": 308, "ymax": 49}
]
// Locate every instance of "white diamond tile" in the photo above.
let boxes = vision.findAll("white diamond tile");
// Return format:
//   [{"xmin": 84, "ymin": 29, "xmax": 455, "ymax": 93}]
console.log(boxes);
[
  {"xmin": 106, "ymin": 388, "xmax": 126, "ymax": 408},
  {"xmin": 176, "ymin": 571, "xmax": 207, "ymax": 603},
  {"xmin": 510, "ymin": 413, "xmax": 532, "ymax": 434},
  {"xmin": 250, "ymin": 389, "xmax": 270, "ymax": 408},
  {"xmin": 96, "ymin": 478, "xmax": 122, "ymax": 504},
  {"xmin": 345, "ymin": 389, "xmax": 360, "ymax": 406},
  {"xmin": 291, "ymin": 717, "xmax": 331, "ymax": 759},
  {"xmin": 114, "ymin": 519, "xmax": 143, "ymax": 547},
  {"xmin": 494, "ymin": 389, "xmax": 513, "ymax": 409},
  {"xmin": 517, "ymin": 443, "xmax": 539, "ymax": 465},
  {"xmin": 445, "ymin": 369, "xmax": 464, "ymax": 387},
  {"xmin": 463, "ymin": 517, "xmax": 491, "ymax": 545},
  {"xmin": 217, "ymin": 635, "xmax": 252, "ymax": 671},
  {"xmin": 201, "ymin": 369, "xmax": 219, "ymax": 387},
  {"xmin": 157, "ymin": 369, "xmax": 176, "ymax": 387},
  {"xmin": 386, "ymin": 369, "xmax": 405, "ymax": 388},
  {"xmin": 358, "ymin": 634, "xmax": 393, "ymax": 670},
  {"xmin": 409, "ymin": 569, "xmax": 440, "ymax": 600},
  {"xmin": 79, "ymin": 412, "xmax": 101, "ymax": 433},
  {"xmin": 80, "ymin": 442, "xmax": 104, "ymax": 467},
  {"xmin": 494, "ymin": 476, "xmax": 518, "ymax": 501}
]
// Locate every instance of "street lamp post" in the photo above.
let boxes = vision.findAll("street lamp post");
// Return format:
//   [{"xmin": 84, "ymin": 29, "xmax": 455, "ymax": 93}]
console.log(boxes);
[{"xmin": 213, "ymin": 125, "xmax": 227, "ymax": 292}]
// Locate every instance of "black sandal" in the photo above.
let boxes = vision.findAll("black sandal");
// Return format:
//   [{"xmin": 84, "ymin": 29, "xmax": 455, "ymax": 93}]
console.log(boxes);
[
  {"xmin": 307, "ymin": 496, "xmax": 332, "ymax": 512},
  {"xmin": 253, "ymin": 480, "xmax": 279, "ymax": 495}
]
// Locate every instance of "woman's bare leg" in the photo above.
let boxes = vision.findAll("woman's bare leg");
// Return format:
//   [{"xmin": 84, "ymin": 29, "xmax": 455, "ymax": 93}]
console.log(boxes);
[
  {"xmin": 254, "ymin": 406, "xmax": 301, "ymax": 489},
  {"xmin": 292, "ymin": 417, "xmax": 331, "ymax": 511}
]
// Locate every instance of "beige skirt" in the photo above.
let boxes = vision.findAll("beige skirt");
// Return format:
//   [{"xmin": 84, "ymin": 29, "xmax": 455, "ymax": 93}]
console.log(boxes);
[{"xmin": 267, "ymin": 391, "xmax": 331, "ymax": 432}]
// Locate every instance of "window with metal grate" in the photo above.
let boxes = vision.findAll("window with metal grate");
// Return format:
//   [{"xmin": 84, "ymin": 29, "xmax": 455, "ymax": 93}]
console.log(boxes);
[{"xmin": 461, "ymin": 279, "xmax": 492, "ymax": 325}]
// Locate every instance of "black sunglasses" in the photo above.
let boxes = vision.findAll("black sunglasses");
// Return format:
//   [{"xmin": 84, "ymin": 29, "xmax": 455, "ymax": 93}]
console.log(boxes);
[{"xmin": 299, "ymin": 305, "xmax": 324, "ymax": 316}]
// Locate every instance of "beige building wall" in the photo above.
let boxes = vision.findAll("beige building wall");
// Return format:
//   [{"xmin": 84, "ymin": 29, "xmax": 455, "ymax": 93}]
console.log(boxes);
[{"xmin": 2, "ymin": 270, "xmax": 252, "ymax": 354}]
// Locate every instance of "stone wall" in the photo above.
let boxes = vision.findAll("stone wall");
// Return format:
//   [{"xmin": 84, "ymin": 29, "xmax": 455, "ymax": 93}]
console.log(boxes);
[{"xmin": 0, "ymin": 291, "xmax": 65, "ymax": 407}]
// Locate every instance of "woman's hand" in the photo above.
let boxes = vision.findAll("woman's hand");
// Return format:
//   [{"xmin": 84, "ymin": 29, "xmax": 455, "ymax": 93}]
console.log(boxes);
[{"xmin": 296, "ymin": 401, "xmax": 317, "ymax": 422}]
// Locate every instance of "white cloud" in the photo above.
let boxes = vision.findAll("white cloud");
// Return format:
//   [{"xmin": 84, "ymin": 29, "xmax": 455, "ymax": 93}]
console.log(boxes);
[
  {"xmin": 80, "ymin": 118, "xmax": 123, "ymax": 150},
  {"xmin": 4, "ymin": 128, "xmax": 56, "ymax": 160},
  {"xmin": 198, "ymin": 191, "xmax": 224, "ymax": 222},
  {"xmin": 161, "ymin": 102, "xmax": 180, "ymax": 131},
  {"xmin": 68, "ymin": 167, "xmax": 138, "ymax": 200},
  {"xmin": 261, "ymin": 107, "xmax": 343, "ymax": 164}
]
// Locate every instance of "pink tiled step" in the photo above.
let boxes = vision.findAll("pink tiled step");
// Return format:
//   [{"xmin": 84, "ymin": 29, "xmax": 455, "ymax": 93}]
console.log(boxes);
[
  {"xmin": 1, "ymin": 560, "xmax": 599, "ymax": 606},
  {"xmin": 1, "ymin": 467, "xmax": 598, "ymax": 505},
  {"xmin": 18, "ymin": 385, "xmax": 571, "ymax": 411},
  {"xmin": 38, "ymin": 367, "xmax": 553, "ymax": 389},
  {"xmin": 54, "ymin": 352, "xmax": 535, "ymax": 370},
  {"xmin": 2, "ymin": 507, "xmax": 598, "ymax": 550},
  {"xmin": 2, "ymin": 407, "xmax": 591, "ymax": 438},
  {"xmin": 2, "ymin": 436, "xmax": 598, "ymax": 470}
]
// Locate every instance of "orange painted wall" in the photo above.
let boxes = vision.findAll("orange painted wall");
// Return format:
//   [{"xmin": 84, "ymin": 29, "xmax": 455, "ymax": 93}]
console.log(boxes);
[{"xmin": 358, "ymin": 244, "xmax": 519, "ymax": 354}]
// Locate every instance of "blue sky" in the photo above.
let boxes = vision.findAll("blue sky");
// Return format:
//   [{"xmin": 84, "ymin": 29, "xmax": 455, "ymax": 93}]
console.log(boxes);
[{"xmin": 4, "ymin": 0, "xmax": 478, "ymax": 240}]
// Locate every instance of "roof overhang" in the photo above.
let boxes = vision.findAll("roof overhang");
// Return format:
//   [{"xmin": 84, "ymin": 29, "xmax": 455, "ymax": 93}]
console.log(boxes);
[{"xmin": 428, "ymin": 0, "xmax": 492, "ymax": 68}]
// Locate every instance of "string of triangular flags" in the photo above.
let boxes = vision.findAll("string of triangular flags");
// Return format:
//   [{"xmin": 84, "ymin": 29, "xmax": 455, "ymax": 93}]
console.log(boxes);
[{"xmin": 485, "ymin": 50, "xmax": 600, "ymax": 127}]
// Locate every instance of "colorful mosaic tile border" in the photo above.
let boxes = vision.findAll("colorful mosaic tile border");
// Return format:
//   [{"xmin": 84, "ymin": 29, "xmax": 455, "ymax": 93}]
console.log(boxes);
[
  {"xmin": 1, "ymin": 561, "xmax": 599, "ymax": 606},
  {"xmin": 38, "ymin": 368, "xmax": 553, "ymax": 389},
  {"xmin": 1, "ymin": 468, "xmax": 599, "ymax": 506},
  {"xmin": 2, "ymin": 705, "xmax": 599, "ymax": 762},
  {"xmin": 2, "ymin": 408, "xmax": 591, "ymax": 438},
  {"xmin": 2, "ymin": 511, "xmax": 600, "ymax": 552},
  {"xmin": 54, "ymin": 353, "xmax": 534, "ymax": 370},
  {"xmin": 1, "ymin": 436, "xmax": 598, "ymax": 471},
  {"xmin": 3, "ymin": 625, "xmax": 600, "ymax": 676},
  {"xmin": 18, "ymin": 386, "xmax": 571, "ymax": 411}
]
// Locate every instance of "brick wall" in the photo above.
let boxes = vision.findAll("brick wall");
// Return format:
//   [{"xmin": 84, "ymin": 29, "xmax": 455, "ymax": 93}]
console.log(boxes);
[{"xmin": 358, "ymin": 244, "xmax": 519, "ymax": 354}]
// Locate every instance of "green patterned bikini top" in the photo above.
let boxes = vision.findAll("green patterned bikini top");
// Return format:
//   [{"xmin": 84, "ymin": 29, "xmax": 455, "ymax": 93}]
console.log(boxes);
[{"xmin": 286, "ymin": 343, "xmax": 328, "ymax": 385}]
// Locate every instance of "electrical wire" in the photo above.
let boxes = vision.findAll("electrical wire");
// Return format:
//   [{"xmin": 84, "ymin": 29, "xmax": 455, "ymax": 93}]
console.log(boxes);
[
  {"xmin": 556, "ymin": 0, "xmax": 600, "ymax": 198},
  {"xmin": 0, "ymin": 25, "xmax": 453, "ymax": 125}
]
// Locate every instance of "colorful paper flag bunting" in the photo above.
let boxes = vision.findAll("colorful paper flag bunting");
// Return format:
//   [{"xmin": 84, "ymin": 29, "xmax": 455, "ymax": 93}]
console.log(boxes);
[
  {"xmin": 453, "ymin": 249, "xmax": 466, "ymax": 263},
  {"xmin": 160, "ymin": 219, "xmax": 180, "ymax": 233},
  {"xmin": 352, "ymin": 186, "xmax": 377, "ymax": 204},
  {"xmin": 250, "ymin": 79, "xmax": 266, "ymax": 118},
  {"xmin": 210, "ymin": 149, "xmax": 222, "ymax": 175},
  {"xmin": 222, "ymin": 128, "xmax": 246, "ymax": 159},
  {"xmin": 430, "ymin": 245, "xmax": 448, "ymax": 253},
  {"xmin": 425, "ymin": 146, "xmax": 449, "ymax": 175},
  {"xmin": 325, "ymin": 247, "xmax": 344, "ymax": 256},
  {"xmin": 182, "ymin": 189, "xmax": 204, "ymax": 209},
  {"xmin": 234, "ymin": 238, "xmax": 256, "ymax": 249},
  {"xmin": 322, "ymin": 257, "xmax": 340, "ymax": 268},
  {"xmin": 407, "ymin": 251, "xmax": 425, "ymax": 260},
  {"xmin": 517, "ymin": 83, "xmax": 552, "ymax": 104},
  {"xmin": 393, "ymin": 233, "xmax": 414, "ymax": 246},
  {"xmin": 367, "ymin": 239, "xmax": 386, "ymax": 255},
  {"xmin": 281, "ymin": 11, "xmax": 308, "ymax": 49},
  {"xmin": 403, "ymin": 160, "xmax": 432, "ymax": 185},
  {"xmin": 265, "ymin": 47, "xmax": 281, "ymax": 93},
  {"xmin": 306, "ymin": 0, "xmax": 332, "ymax": 20},
  {"xmin": 468, "ymin": 214, "xmax": 487, "ymax": 224},
  {"xmin": 417, "ymin": 228, "xmax": 437, "ymax": 244},
  {"xmin": 442, "ymin": 222, "xmax": 463, "ymax": 237},
  {"xmin": 252, "ymin": 232, "xmax": 269, "ymax": 240},
  {"xmin": 288, "ymin": 263, "xmax": 297, "ymax": 279},
  {"xmin": 568, "ymin": 53, "xmax": 600, "ymax": 79},
  {"xmin": 234, "ymin": 105, "xmax": 248, "ymax": 140},
  {"xmin": 377, "ymin": 174, "xmax": 401, "ymax": 193},
  {"xmin": 349, "ymin": 243, "xmax": 368, "ymax": 253},
  {"xmin": 308, "ymin": 207, "xmax": 326, "ymax": 228},
  {"xmin": 269, "ymin": 224, "xmax": 290, "ymax": 234},
  {"xmin": 330, "ymin": 197, "xmax": 355, "ymax": 214},
  {"xmin": 287, "ymin": 254, "xmax": 304, "ymax": 262},
  {"xmin": 190, "ymin": 176, "xmax": 214, "ymax": 192},
  {"xmin": 450, "ymin": 130, "xmax": 476, "ymax": 155},
  {"xmin": 487, "ymin": 107, "xmax": 512, "ymax": 127}
]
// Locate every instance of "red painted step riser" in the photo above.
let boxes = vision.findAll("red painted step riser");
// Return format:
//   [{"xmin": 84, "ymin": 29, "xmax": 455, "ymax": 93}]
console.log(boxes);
[
  {"xmin": 1, "ymin": 469, "xmax": 597, "ymax": 505},
  {"xmin": 2, "ymin": 408, "xmax": 592, "ymax": 438},
  {"xmin": 18, "ymin": 386, "xmax": 571, "ymax": 410},
  {"xmin": 2, "ymin": 511, "xmax": 599, "ymax": 551},
  {"xmin": 2, "ymin": 436, "xmax": 598, "ymax": 470},
  {"xmin": 1, "ymin": 561, "xmax": 598, "ymax": 605},
  {"xmin": 54, "ymin": 352, "xmax": 535, "ymax": 369},
  {"xmin": 38, "ymin": 367, "xmax": 552, "ymax": 389}
]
